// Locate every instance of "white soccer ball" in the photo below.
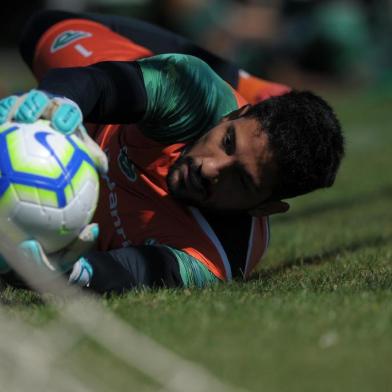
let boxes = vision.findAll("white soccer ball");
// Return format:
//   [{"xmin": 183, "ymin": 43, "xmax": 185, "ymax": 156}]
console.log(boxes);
[{"xmin": 0, "ymin": 120, "xmax": 100, "ymax": 253}]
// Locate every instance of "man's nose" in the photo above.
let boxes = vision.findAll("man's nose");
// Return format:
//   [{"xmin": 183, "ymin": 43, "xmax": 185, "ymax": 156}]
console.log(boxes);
[{"xmin": 201, "ymin": 156, "xmax": 233, "ymax": 181}]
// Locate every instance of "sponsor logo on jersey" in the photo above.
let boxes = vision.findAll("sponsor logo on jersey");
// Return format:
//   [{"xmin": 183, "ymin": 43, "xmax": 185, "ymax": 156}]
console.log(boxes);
[
  {"xmin": 118, "ymin": 146, "xmax": 138, "ymax": 182},
  {"xmin": 51, "ymin": 30, "xmax": 92, "ymax": 53},
  {"xmin": 101, "ymin": 149, "xmax": 132, "ymax": 248}
]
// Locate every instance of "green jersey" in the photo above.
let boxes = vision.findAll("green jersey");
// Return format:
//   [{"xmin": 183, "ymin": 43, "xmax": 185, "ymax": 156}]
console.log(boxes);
[{"xmin": 138, "ymin": 53, "xmax": 239, "ymax": 143}]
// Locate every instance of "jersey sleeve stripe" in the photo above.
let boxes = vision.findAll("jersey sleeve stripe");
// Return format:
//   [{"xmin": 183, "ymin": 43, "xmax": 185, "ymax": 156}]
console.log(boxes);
[
  {"xmin": 244, "ymin": 216, "xmax": 270, "ymax": 278},
  {"xmin": 188, "ymin": 207, "xmax": 232, "ymax": 280},
  {"xmin": 244, "ymin": 217, "xmax": 256, "ymax": 278}
]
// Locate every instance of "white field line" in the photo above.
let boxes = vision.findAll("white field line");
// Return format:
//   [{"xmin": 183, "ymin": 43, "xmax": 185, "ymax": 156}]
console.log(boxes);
[{"xmin": 0, "ymin": 224, "xmax": 248, "ymax": 392}]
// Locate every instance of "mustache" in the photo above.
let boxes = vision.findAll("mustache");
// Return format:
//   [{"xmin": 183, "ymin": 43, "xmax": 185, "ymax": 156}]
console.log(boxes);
[{"xmin": 168, "ymin": 154, "xmax": 211, "ymax": 199}]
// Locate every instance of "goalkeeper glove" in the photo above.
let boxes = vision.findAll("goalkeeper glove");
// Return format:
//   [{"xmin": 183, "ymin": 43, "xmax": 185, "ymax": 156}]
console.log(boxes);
[
  {"xmin": 19, "ymin": 223, "xmax": 98, "ymax": 273},
  {"xmin": 0, "ymin": 223, "xmax": 98, "ymax": 286},
  {"xmin": 0, "ymin": 90, "xmax": 108, "ymax": 173}
]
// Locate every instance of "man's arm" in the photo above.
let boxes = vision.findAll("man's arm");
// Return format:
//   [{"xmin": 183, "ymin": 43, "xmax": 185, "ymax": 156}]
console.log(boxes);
[
  {"xmin": 38, "ymin": 53, "xmax": 239, "ymax": 143},
  {"xmin": 81, "ymin": 245, "xmax": 182, "ymax": 293},
  {"xmin": 38, "ymin": 61, "xmax": 147, "ymax": 124},
  {"xmin": 1, "ymin": 244, "xmax": 219, "ymax": 293},
  {"xmin": 20, "ymin": 9, "xmax": 239, "ymax": 88},
  {"xmin": 72, "ymin": 245, "xmax": 219, "ymax": 293}
]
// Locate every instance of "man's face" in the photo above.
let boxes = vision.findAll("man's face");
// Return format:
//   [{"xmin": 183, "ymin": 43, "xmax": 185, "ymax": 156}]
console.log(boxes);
[{"xmin": 166, "ymin": 114, "xmax": 277, "ymax": 211}]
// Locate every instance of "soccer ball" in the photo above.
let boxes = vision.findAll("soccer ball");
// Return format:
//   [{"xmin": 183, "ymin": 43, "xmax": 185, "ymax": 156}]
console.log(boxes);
[{"xmin": 0, "ymin": 120, "xmax": 99, "ymax": 253}]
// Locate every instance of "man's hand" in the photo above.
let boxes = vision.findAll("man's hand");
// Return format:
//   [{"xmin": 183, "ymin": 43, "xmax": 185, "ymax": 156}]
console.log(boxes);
[
  {"xmin": 0, "ymin": 90, "xmax": 108, "ymax": 173},
  {"xmin": 0, "ymin": 89, "xmax": 82, "ymax": 134},
  {"xmin": 0, "ymin": 223, "xmax": 98, "ymax": 286},
  {"xmin": 249, "ymin": 200, "xmax": 290, "ymax": 217},
  {"xmin": 19, "ymin": 223, "xmax": 99, "ymax": 274}
]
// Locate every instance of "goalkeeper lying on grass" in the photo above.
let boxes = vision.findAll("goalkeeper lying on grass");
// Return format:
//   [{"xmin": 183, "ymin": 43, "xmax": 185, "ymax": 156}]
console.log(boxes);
[{"xmin": 0, "ymin": 10, "xmax": 344, "ymax": 293}]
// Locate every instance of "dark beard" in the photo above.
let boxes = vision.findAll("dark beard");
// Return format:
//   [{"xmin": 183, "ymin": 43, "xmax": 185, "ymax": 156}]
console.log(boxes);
[
  {"xmin": 166, "ymin": 145, "xmax": 210, "ymax": 207},
  {"xmin": 166, "ymin": 155, "xmax": 198, "ymax": 206},
  {"xmin": 166, "ymin": 153, "xmax": 247, "ymax": 214}
]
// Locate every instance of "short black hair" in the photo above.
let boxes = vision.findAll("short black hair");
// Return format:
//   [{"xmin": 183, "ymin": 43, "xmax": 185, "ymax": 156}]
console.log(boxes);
[{"xmin": 240, "ymin": 90, "xmax": 344, "ymax": 199}]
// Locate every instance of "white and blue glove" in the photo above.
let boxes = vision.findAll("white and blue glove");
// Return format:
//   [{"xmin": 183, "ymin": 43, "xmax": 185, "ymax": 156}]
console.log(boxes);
[
  {"xmin": 0, "ymin": 89, "xmax": 108, "ymax": 173},
  {"xmin": 0, "ymin": 223, "xmax": 97, "ymax": 286}
]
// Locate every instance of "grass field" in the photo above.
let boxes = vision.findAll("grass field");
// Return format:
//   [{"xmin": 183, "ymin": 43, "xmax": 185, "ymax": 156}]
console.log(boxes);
[{"xmin": 0, "ymin": 78, "xmax": 391, "ymax": 391}]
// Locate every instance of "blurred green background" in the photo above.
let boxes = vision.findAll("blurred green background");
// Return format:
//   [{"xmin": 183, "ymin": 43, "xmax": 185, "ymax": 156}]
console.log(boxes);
[{"xmin": 0, "ymin": 0, "xmax": 391, "ymax": 95}]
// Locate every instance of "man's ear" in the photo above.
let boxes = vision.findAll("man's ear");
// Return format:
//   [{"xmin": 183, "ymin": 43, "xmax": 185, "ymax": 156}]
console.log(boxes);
[
  {"xmin": 249, "ymin": 200, "xmax": 290, "ymax": 217},
  {"xmin": 222, "ymin": 104, "xmax": 252, "ymax": 122}
]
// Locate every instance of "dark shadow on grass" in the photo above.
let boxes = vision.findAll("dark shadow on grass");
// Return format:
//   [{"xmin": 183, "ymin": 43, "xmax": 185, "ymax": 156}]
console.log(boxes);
[
  {"xmin": 0, "ymin": 273, "xmax": 45, "ymax": 306},
  {"xmin": 253, "ymin": 235, "xmax": 391, "ymax": 281},
  {"xmin": 273, "ymin": 185, "xmax": 392, "ymax": 223}
]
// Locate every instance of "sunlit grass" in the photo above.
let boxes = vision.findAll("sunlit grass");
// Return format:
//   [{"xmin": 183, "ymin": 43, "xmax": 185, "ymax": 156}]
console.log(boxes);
[{"xmin": 1, "ymin": 87, "xmax": 391, "ymax": 391}]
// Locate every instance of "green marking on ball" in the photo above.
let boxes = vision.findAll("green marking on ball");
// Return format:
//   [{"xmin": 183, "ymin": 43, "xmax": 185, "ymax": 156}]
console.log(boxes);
[{"xmin": 59, "ymin": 225, "xmax": 71, "ymax": 235}]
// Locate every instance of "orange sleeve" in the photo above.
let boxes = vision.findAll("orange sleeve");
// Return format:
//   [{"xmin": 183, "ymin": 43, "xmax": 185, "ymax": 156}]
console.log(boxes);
[
  {"xmin": 33, "ymin": 18, "xmax": 153, "ymax": 80},
  {"xmin": 237, "ymin": 70, "xmax": 291, "ymax": 104}
]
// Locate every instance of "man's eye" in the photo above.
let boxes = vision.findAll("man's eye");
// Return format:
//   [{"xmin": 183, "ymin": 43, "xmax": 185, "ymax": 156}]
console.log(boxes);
[{"xmin": 223, "ymin": 127, "xmax": 235, "ymax": 155}]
